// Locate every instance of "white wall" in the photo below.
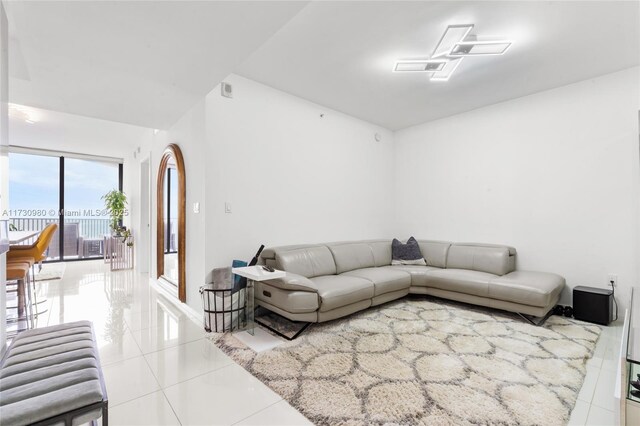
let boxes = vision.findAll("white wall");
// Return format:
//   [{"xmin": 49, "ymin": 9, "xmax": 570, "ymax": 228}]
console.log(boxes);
[
  {"xmin": 146, "ymin": 75, "xmax": 394, "ymax": 312},
  {"xmin": 149, "ymin": 99, "xmax": 207, "ymax": 311},
  {"xmin": 394, "ymin": 67, "xmax": 640, "ymax": 311},
  {"xmin": 204, "ymin": 74, "xmax": 395, "ymax": 275},
  {"xmin": 6, "ymin": 74, "xmax": 394, "ymax": 318}
]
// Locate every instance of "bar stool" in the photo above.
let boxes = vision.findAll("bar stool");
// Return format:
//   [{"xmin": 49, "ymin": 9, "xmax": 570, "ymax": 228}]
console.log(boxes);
[
  {"xmin": 8, "ymin": 223, "xmax": 58, "ymax": 317},
  {"xmin": 8, "ymin": 223, "xmax": 58, "ymax": 268},
  {"xmin": 4, "ymin": 259, "xmax": 31, "ymax": 313},
  {"xmin": 7, "ymin": 260, "xmax": 34, "ymax": 308},
  {"xmin": 6, "ymin": 262, "xmax": 34, "ymax": 329},
  {"xmin": 7, "ymin": 256, "xmax": 42, "ymax": 317}
]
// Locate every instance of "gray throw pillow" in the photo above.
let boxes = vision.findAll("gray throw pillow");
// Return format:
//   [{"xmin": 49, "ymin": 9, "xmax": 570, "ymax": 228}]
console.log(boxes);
[{"xmin": 391, "ymin": 237, "xmax": 427, "ymax": 265}]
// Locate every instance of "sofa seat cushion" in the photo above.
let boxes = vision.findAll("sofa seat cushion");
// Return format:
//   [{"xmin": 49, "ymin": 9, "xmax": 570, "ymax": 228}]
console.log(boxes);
[
  {"xmin": 489, "ymin": 271, "xmax": 565, "ymax": 308},
  {"xmin": 255, "ymin": 282, "xmax": 319, "ymax": 314},
  {"xmin": 342, "ymin": 267, "xmax": 411, "ymax": 296},
  {"xmin": 310, "ymin": 275, "xmax": 374, "ymax": 312},
  {"xmin": 420, "ymin": 269, "xmax": 497, "ymax": 297},
  {"xmin": 389, "ymin": 265, "xmax": 441, "ymax": 287}
]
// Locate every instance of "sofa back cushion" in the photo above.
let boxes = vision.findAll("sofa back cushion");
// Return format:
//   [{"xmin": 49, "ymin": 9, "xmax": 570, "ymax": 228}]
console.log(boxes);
[
  {"xmin": 266, "ymin": 239, "xmax": 516, "ymax": 277},
  {"xmin": 446, "ymin": 243, "xmax": 516, "ymax": 276},
  {"xmin": 327, "ymin": 242, "xmax": 376, "ymax": 274},
  {"xmin": 367, "ymin": 241, "xmax": 392, "ymax": 266},
  {"xmin": 275, "ymin": 246, "xmax": 337, "ymax": 278},
  {"xmin": 417, "ymin": 240, "xmax": 451, "ymax": 268},
  {"xmin": 262, "ymin": 244, "xmax": 321, "ymax": 261},
  {"xmin": 261, "ymin": 244, "xmax": 322, "ymax": 268}
]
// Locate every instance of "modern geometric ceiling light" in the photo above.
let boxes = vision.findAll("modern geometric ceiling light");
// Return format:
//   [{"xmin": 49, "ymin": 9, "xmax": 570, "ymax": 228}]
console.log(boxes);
[
  {"xmin": 393, "ymin": 60, "xmax": 447, "ymax": 72},
  {"xmin": 394, "ymin": 24, "xmax": 512, "ymax": 82},
  {"xmin": 431, "ymin": 24, "xmax": 474, "ymax": 58},
  {"xmin": 449, "ymin": 40, "xmax": 512, "ymax": 56},
  {"xmin": 428, "ymin": 58, "xmax": 463, "ymax": 82}
]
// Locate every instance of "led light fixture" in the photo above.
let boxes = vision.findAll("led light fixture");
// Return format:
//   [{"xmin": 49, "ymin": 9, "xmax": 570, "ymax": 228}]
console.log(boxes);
[
  {"xmin": 394, "ymin": 24, "xmax": 512, "ymax": 82},
  {"xmin": 431, "ymin": 24, "xmax": 473, "ymax": 58},
  {"xmin": 449, "ymin": 40, "xmax": 511, "ymax": 56},
  {"xmin": 429, "ymin": 58, "xmax": 463, "ymax": 82},
  {"xmin": 394, "ymin": 60, "xmax": 447, "ymax": 72}
]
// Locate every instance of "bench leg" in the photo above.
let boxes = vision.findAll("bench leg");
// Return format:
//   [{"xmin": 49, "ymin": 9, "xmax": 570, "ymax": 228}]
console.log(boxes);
[{"xmin": 517, "ymin": 309, "xmax": 553, "ymax": 326}]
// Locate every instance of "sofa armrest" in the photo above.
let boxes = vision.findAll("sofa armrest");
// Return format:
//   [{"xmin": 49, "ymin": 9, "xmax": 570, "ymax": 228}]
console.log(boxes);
[{"xmin": 262, "ymin": 272, "xmax": 318, "ymax": 293}]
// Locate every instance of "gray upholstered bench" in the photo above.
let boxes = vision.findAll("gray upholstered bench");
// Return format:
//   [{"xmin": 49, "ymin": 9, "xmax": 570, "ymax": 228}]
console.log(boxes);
[{"xmin": 0, "ymin": 321, "xmax": 108, "ymax": 426}]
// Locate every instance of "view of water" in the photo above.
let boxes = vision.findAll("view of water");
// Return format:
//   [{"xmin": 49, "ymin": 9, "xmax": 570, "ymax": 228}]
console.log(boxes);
[
  {"xmin": 6, "ymin": 152, "xmax": 121, "ymax": 259},
  {"xmin": 7, "ymin": 152, "xmax": 120, "ymax": 221}
]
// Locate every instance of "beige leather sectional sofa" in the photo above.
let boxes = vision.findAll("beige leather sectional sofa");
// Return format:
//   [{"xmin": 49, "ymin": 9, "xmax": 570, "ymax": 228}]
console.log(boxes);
[{"xmin": 258, "ymin": 239, "xmax": 565, "ymax": 324}]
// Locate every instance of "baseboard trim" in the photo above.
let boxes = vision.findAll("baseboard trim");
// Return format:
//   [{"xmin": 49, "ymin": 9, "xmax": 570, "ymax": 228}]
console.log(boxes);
[{"xmin": 149, "ymin": 277, "xmax": 202, "ymax": 324}]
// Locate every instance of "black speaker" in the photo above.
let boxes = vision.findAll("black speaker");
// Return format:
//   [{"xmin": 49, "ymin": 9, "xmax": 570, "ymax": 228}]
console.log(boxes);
[{"xmin": 573, "ymin": 286, "xmax": 614, "ymax": 325}]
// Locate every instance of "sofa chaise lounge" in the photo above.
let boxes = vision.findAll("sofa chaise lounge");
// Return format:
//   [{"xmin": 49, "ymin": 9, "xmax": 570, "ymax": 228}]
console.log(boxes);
[{"xmin": 257, "ymin": 239, "xmax": 565, "ymax": 325}]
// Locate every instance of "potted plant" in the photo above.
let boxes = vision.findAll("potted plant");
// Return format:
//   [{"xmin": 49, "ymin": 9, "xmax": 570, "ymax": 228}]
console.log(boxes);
[
  {"xmin": 102, "ymin": 190, "xmax": 128, "ymax": 235},
  {"xmin": 121, "ymin": 228, "xmax": 134, "ymax": 247}
]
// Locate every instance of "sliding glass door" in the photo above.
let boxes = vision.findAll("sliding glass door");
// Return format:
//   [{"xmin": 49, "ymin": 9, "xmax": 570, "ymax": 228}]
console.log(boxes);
[
  {"xmin": 7, "ymin": 152, "xmax": 61, "ymax": 260},
  {"xmin": 8, "ymin": 150, "xmax": 122, "ymax": 261},
  {"xmin": 64, "ymin": 158, "xmax": 120, "ymax": 260}
]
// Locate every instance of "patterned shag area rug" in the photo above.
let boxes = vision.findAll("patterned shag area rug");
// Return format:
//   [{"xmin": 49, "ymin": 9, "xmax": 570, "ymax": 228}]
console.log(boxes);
[{"xmin": 210, "ymin": 297, "xmax": 601, "ymax": 426}]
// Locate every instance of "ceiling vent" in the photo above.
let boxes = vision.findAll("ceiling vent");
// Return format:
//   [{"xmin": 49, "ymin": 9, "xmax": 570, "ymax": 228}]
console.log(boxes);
[{"xmin": 221, "ymin": 82, "xmax": 233, "ymax": 98}]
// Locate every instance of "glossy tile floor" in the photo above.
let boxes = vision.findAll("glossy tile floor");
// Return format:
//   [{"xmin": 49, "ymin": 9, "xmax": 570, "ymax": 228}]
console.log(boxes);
[
  {"xmin": 569, "ymin": 318, "xmax": 624, "ymax": 426},
  {"xmin": 32, "ymin": 260, "xmax": 310, "ymax": 426},
  {"xmin": 26, "ymin": 260, "xmax": 623, "ymax": 426}
]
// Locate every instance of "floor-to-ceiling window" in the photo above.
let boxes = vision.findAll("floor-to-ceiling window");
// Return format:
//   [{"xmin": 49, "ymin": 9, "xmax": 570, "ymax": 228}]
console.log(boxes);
[
  {"xmin": 7, "ymin": 152, "xmax": 61, "ymax": 260},
  {"xmin": 63, "ymin": 157, "xmax": 120, "ymax": 259},
  {"xmin": 8, "ymin": 149, "xmax": 122, "ymax": 261}
]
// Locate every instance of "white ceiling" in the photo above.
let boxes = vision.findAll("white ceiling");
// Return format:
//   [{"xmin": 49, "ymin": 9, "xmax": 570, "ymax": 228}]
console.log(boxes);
[
  {"xmin": 5, "ymin": 1, "xmax": 308, "ymax": 130},
  {"xmin": 9, "ymin": 104, "xmax": 150, "ymax": 160},
  {"xmin": 5, "ymin": 1, "xmax": 639, "ymax": 132},
  {"xmin": 236, "ymin": 1, "xmax": 640, "ymax": 130}
]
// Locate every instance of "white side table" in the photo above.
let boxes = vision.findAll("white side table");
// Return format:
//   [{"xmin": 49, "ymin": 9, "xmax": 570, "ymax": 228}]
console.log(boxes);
[{"xmin": 231, "ymin": 266, "xmax": 285, "ymax": 335}]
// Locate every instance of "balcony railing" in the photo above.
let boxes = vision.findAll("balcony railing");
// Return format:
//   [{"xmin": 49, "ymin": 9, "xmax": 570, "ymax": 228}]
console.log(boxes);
[
  {"xmin": 9, "ymin": 217, "xmax": 112, "ymax": 260},
  {"xmin": 10, "ymin": 217, "xmax": 112, "ymax": 239}
]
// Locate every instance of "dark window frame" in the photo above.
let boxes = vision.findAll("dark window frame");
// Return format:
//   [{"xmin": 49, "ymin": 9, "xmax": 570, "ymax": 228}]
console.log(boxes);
[{"xmin": 49, "ymin": 156, "xmax": 123, "ymax": 263}]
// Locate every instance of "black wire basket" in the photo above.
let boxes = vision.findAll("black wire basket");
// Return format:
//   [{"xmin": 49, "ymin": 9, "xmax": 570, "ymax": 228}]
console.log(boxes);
[{"xmin": 200, "ymin": 268, "xmax": 247, "ymax": 332}]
